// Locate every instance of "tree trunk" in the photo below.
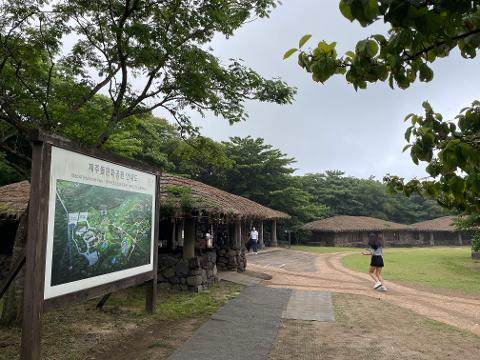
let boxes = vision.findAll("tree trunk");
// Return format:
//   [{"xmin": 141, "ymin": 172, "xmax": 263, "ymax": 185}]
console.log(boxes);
[{"xmin": 1, "ymin": 210, "xmax": 28, "ymax": 326}]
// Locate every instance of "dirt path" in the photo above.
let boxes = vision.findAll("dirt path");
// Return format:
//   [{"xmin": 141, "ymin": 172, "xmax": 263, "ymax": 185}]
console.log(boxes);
[{"xmin": 248, "ymin": 250, "xmax": 480, "ymax": 336}]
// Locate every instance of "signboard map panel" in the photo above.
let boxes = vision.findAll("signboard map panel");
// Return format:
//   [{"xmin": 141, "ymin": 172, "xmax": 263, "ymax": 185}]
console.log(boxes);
[{"xmin": 44, "ymin": 147, "xmax": 156, "ymax": 299}]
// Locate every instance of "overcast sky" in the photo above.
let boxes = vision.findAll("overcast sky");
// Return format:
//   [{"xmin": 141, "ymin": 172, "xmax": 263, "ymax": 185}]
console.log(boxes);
[{"xmin": 176, "ymin": 1, "xmax": 480, "ymax": 180}]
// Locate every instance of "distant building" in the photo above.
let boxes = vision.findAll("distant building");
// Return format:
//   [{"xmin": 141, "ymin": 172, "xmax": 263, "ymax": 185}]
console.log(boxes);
[
  {"xmin": 410, "ymin": 216, "xmax": 472, "ymax": 246},
  {"xmin": 301, "ymin": 215, "xmax": 472, "ymax": 247}
]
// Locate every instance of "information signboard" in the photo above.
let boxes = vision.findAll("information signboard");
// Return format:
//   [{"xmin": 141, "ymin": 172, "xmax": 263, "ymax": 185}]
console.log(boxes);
[{"xmin": 44, "ymin": 147, "xmax": 156, "ymax": 299}]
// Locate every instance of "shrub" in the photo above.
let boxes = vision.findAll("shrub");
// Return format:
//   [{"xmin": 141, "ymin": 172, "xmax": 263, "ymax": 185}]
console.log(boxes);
[{"xmin": 472, "ymin": 232, "xmax": 480, "ymax": 252}]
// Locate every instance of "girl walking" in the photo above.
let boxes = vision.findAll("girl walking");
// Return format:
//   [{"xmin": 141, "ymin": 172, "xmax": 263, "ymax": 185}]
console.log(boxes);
[{"xmin": 362, "ymin": 233, "xmax": 387, "ymax": 291}]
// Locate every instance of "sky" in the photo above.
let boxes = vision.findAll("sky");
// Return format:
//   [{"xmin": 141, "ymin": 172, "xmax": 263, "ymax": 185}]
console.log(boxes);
[{"xmin": 176, "ymin": 0, "xmax": 480, "ymax": 181}]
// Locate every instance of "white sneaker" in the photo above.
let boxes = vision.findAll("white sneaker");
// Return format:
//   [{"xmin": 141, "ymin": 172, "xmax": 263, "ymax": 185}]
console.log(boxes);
[
  {"xmin": 253, "ymin": 252, "xmax": 258, "ymax": 255},
  {"xmin": 373, "ymin": 281, "xmax": 382, "ymax": 290},
  {"xmin": 380, "ymin": 286, "xmax": 388, "ymax": 292}
]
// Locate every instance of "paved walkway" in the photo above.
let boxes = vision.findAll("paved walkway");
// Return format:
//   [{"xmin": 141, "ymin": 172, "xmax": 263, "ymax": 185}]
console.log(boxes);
[
  {"xmin": 168, "ymin": 284, "xmax": 336, "ymax": 360},
  {"xmin": 282, "ymin": 290, "xmax": 335, "ymax": 322},
  {"xmin": 217, "ymin": 270, "xmax": 263, "ymax": 286},
  {"xmin": 167, "ymin": 286, "xmax": 292, "ymax": 360}
]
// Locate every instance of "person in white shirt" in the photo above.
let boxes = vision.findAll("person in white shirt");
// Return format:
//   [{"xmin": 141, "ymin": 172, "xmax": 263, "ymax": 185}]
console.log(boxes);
[{"xmin": 250, "ymin": 227, "xmax": 259, "ymax": 254}]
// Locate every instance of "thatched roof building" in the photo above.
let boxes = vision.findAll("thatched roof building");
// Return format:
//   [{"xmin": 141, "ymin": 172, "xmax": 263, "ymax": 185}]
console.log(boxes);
[
  {"xmin": 410, "ymin": 216, "xmax": 457, "ymax": 232},
  {"xmin": 160, "ymin": 174, "xmax": 288, "ymax": 220},
  {"xmin": 301, "ymin": 215, "xmax": 409, "ymax": 233},
  {"xmin": 0, "ymin": 176, "xmax": 289, "ymax": 221},
  {"xmin": 0, "ymin": 180, "xmax": 30, "ymax": 220},
  {"xmin": 301, "ymin": 215, "xmax": 472, "ymax": 247},
  {"xmin": 300, "ymin": 215, "xmax": 409, "ymax": 247}
]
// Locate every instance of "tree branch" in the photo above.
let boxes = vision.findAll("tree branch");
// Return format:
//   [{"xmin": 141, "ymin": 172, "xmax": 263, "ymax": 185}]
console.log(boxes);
[{"xmin": 405, "ymin": 28, "xmax": 480, "ymax": 61}]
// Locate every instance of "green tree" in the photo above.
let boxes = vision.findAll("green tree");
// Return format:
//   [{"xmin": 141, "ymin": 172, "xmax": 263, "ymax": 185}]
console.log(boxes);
[
  {"xmin": 0, "ymin": 0, "xmax": 295, "ymax": 178},
  {"xmin": 221, "ymin": 136, "xmax": 295, "ymax": 204},
  {"xmin": 297, "ymin": 171, "xmax": 449, "ymax": 223},
  {"xmin": 285, "ymin": 1, "xmax": 480, "ymax": 215}
]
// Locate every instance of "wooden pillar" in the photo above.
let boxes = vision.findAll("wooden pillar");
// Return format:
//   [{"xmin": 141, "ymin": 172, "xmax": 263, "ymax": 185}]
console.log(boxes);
[
  {"xmin": 21, "ymin": 141, "xmax": 50, "ymax": 360},
  {"xmin": 271, "ymin": 220, "xmax": 278, "ymax": 247},
  {"xmin": 429, "ymin": 232, "xmax": 435, "ymax": 246},
  {"xmin": 183, "ymin": 217, "xmax": 195, "ymax": 259},
  {"xmin": 259, "ymin": 221, "xmax": 264, "ymax": 248},
  {"xmin": 177, "ymin": 219, "xmax": 184, "ymax": 247},
  {"xmin": 234, "ymin": 218, "xmax": 242, "ymax": 249},
  {"xmin": 458, "ymin": 232, "xmax": 463, "ymax": 246}
]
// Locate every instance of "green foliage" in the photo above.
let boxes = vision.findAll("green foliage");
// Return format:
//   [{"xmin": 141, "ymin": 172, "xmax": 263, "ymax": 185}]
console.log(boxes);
[
  {"xmin": 287, "ymin": 1, "xmax": 480, "ymax": 217},
  {"xmin": 0, "ymin": 156, "xmax": 22, "ymax": 186},
  {"xmin": 472, "ymin": 233, "xmax": 480, "ymax": 252},
  {"xmin": 298, "ymin": 171, "xmax": 450, "ymax": 224},
  {"xmin": 0, "ymin": 0, "xmax": 294, "ymax": 178},
  {"xmin": 384, "ymin": 100, "xmax": 480, "ymax": 214},
  {"xmin": 164, "ymin": 185, "xmax": 194, "ymax": 212},
  {"xmin": 287, "ymin": 1, "xmax": 480, "ymax": 90}
]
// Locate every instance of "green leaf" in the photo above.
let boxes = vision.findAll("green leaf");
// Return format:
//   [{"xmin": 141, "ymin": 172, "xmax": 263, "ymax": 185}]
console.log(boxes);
[
  {"xmin": 404, "ymin": 127, "xmax": 412, "ymax": 142},
  {"xmin": 419, "ymin": 63, "xmax": 434, "ymax": 82},
  {"xmin": 299, "ymin": 34, "xmax": 312, "ymax": 48},
  {"xmin": 283, "ymin": 48, "xmax": 298, "ymax": 59},
  {"xmin": 402, "ymin": 144, "xmax": 412, "ymax": 152},
  {"xmin": 367, "ymin": 40, "xmax": 379, "ymax": 57},
  {"xmin": 345, "ymin": 51, "xmax": 356, "ymax": 58},
  {"xmin": 339, "ymin": 1, "xmax": 354, "ymax": 21}
]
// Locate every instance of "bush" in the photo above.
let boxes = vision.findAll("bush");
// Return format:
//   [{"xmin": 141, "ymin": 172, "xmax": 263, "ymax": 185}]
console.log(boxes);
[{"xmin": 472, "ymin": 232, "xmax": 480, "ymax": 252}]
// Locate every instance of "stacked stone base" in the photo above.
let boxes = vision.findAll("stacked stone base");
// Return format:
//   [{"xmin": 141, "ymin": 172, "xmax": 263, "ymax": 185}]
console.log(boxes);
[
  {"xmin": 216, "ymin": 247, "xmax": 247, "ymax": 272},
  {"xmin": 157, "ymin": 251, "xmax": 218, "ymax": 292}
]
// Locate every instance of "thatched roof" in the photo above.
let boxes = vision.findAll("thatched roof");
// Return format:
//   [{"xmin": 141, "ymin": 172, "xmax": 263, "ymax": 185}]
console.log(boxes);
[
  {"xmin": 410, "ymin": 216, "xmax": 458, "ymax": 232},
  {"xmin": 0, "ymin": 176, "xmax": 289, "ymax": 221},
  {"xmin": 160, "ymin": 174, "xmax": 289, "ymax": 220},
  {"xmin": 0, "ymin": 181, "xmax": 30, "ymax": 220},
  {"xmin": 301, "ymin": 215, "xmax": 410, "ymax": 233}
]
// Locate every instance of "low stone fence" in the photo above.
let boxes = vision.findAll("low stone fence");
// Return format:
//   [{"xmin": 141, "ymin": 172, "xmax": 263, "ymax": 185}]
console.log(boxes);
[
  {"xmin": 216, "ymin": 247, "xmax": 247, "ymax": 272},
  {"xmin": 157, "ymin": 251, "xmax": 218, "ymax": 292}
]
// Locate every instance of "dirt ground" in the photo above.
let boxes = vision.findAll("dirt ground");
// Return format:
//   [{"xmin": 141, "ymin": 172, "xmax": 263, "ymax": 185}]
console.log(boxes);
[
  {"xmin": 268, "ymin": 293, "xmax": 480, "ymax": 360},
  {"xmin": 248, "ymin": 250, "xmax": 480, "ymax": 336},
  {"xmin": 0, "ymin": 282, "xmax": 240, "ymax": 360},
  {"xmin": 87, "ymin": 318, "xmax": 205, "ymax": 360}
]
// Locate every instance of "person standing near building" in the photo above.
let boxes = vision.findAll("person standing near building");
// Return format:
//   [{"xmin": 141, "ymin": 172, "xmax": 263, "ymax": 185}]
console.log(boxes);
[{"xmin": 250, "ymin": 227, "xmax": 259, "ymax": 254}]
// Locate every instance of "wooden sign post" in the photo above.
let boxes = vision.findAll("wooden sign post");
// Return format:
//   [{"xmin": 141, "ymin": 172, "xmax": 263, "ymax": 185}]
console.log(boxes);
[{"xmin": 20, "ymin": 131, "xmax": 160, "ymax": 360}]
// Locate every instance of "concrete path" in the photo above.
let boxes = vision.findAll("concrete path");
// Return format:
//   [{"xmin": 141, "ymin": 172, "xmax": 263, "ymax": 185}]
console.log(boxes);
[
  {"xmin": 217, "ymin": 270, "xmax": 263, "ymax": 286},
  {"xmin": 167, "ymin": 284, "xmax": 336, "ymax": 360},
  {"xmin": 167, "ymin": 286, "xmax": 292, "ymax": 360},
  {"xmin": 282, "ymin": 290, "xmax": 335, "ymax": 322}
]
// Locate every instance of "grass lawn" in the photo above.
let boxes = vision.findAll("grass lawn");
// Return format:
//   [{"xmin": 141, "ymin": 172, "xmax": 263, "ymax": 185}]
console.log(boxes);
[
  {"xmin": 291, "ymin": 245, "xmax": 480, "ymax": 295},
  {"xmin": 341, "ymin": 247, "xmax": 480, "ymax": 295}
]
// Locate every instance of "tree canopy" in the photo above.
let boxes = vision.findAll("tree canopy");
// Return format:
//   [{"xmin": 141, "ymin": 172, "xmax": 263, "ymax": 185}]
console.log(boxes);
[
  {"xmin": 285, "ymin": 0, "xmax": 480, "ymax": 216},
  {"xmin": 298, "ymin": 170, "xmax": 449, "ymax": 224},
  {"xmin": 0, "ymin": 0, "xmax": 295, "ymax": 178}
]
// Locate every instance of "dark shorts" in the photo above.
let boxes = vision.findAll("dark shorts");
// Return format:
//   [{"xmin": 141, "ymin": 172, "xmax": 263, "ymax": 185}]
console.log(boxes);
[{"xmin": 370, "ymin": 255, "xmax": 384, "ymax": 267}]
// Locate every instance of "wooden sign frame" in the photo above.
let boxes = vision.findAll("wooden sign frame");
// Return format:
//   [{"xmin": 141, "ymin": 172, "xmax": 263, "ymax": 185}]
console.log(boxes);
[{"xmin": 21, "ymin": 131, "xmax": 160, "ymax": 360}]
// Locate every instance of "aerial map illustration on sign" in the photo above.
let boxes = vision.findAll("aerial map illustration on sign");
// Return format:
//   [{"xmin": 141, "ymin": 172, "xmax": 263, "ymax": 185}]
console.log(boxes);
[
  {"xmin": 44, "ymin": 147, "xmax": 156, "ymax": 299},
  {"xmin": 52, "ymin": 180, "xmax": 153, "ymax": 286}
]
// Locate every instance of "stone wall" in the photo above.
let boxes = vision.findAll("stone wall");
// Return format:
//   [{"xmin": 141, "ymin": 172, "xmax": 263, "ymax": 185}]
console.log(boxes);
[
  {"xmin": 157, "ymin": 251, "xmax": 218, "ymax": 292},
  {"xmin": 216, "ymin": 246, "xmax": 247, "ymax": 272}
]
